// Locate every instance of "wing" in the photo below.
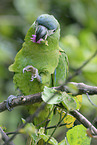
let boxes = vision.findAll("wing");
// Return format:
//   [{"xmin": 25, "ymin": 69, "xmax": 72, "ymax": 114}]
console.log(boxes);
[{"xmin": 53, "ymin": 49, "xmax": 68, "ymax": 87}]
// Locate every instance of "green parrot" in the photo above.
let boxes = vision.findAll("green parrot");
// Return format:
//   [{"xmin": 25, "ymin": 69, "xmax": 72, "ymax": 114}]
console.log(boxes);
[
  {"xmin": 8, "ymin": 14, "xmax": 68, "ymax": 143},
  {"xmin": 9, "ymin": 14, "xmax": 61, "ymax": 95}
]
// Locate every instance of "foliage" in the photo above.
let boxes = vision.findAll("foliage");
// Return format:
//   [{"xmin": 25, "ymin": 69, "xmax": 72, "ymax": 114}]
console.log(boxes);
[
  {"xmin": 66, "ymin": 125, "xmax": 91, "ymax": 145},
  {"xmin": 0, "ymin": 0, "xmax": 97, "ymax": 145}
]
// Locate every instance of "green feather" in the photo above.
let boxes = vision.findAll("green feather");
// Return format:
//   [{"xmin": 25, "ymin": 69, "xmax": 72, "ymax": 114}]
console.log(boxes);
[
  {"xmin": 9, "ymin": 14, "xmax": 60, "ymax": 95},
  {"xmin": 54, "ymin": 50, "xmax": 68, "ymax": 86}
]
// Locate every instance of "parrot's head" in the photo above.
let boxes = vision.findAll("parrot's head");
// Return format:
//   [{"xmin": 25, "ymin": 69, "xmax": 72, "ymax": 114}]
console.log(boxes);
[{"xmin": 31, "ymin": 14, "xmax": 60, "ymax": 44}]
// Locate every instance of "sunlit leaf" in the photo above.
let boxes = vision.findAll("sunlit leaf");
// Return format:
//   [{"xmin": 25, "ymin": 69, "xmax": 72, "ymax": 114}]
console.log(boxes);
[
  {"xmin": 73, "ymin": 95, "xmax": 82, "ymax": 110},
  {"xmin": 21, "ymin": 118, "xmax": 26, "ymax": 124},
  {"xmin": 67, "ymin": 83, "xmax": 79, "ymax": 94},
  {"xmin": 66, "ymin": 125, "xmax": 91, "ymax": 145},
  {"xmin": 62, "ymin": 92, "xmax": 77, "ymax": 111},
  {"xmin": 38, "ymin": 127, "xmax": 58, "ymax": 145},
  {"xmin": 19, "ymin": 123, "xmax": 38, "ymax": 141},
  {"xmin": 62, "ymin": 113, "xmax": 76, "ymax": 128},
  {"xmin": 42, "ymin": 86, "xmax": 62, "ymax": 104}
]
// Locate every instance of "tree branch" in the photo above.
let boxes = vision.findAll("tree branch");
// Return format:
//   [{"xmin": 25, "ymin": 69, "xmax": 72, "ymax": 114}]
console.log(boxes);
[
  {"xmin": 2, "ymin": 85, "xmax": 97, "ymax": 144},
  {"xmin": 0, "ymin": 127, "xmax": 14, "ymax": 145},
  {"xmin": 3, "ymin": 99, "xmax": 97, "ymax": 145},
  {"xmin": 4, "ymin": 102, "xmax": 47, "ymax": 145},
  {"xmin": 55, "ymin": 82, "xmax": 97, "ymax": 96},
  {"xmin": 0, "ymin": 93, "xmax": 42, "ymax": 112},
  {"xmin": 68, "ymin": 82, "xmax": 97, "ymax": 95},
  {"xmin": 70, "ymin": 110, "xmax": 97, "ymax": 134},
  {"xmin": 0, "ymin": 82, "xmax": 97, "ymax": 113}
]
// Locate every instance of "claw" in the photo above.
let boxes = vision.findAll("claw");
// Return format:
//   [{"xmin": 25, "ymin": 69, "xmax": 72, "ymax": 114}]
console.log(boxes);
[
  {"xmin": 6, "ymin": 95, "xmax": 17, "ymax": 111},
  {"xmin": 23, "ymin": 65, "xmax": 41, "ymax": 82},
  {"xmin": 23, "ymin": 65, "xmax": 33, "ymax": 73}
]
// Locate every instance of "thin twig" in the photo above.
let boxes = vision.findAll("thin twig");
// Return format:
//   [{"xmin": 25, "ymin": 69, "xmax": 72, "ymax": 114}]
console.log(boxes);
[
  {"xmin": 76, "ymin": 50, "xmax": 97, "ymax": 71},
  {"xmin": 86, "ymin": 93, "xmax": 97, "ymax": 107},
  {"xmin": 6, "ymin": 132, "xmax": 20, "ymax": 136},
  {"xmin": 67, "ymin": 50, "xmax": 97, "ymax": 83},
  {"xmin": 6, "ymin": 123, "xmax": 67, "ymax": 136},
  {"xmin": 45, "ymin": 123, "xmax": 67, "ymax": 130},
  {"xmin": 45, "ymin": 112, "xmax": 67, "ymax": 145}
]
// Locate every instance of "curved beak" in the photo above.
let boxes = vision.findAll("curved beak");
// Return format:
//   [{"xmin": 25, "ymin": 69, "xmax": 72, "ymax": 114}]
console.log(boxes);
[{"xmin": 35, "ymin": 25, "xmax": 47, "ymax": 42}]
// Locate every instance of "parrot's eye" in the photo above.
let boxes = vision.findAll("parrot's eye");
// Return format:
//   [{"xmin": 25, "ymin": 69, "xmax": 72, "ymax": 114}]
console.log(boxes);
[{"xmin": 53, "ymin": 29, "xmax": 56, "ymax": 32}]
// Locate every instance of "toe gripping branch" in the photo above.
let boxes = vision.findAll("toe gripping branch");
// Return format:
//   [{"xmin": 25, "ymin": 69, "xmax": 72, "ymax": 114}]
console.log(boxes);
[
  {"xmin": 6, "ymin": 95, "xmax": 17, "ymax": 111},
  {"xmin": 23, "ymin": 65, "xmax": 41, "ymax": 82}
]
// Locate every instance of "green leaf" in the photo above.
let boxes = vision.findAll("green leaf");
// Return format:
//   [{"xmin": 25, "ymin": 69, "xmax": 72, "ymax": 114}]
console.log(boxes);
[
  {"xmin": 66, "ymin": 125, "xmax": 91, "ymax": 145},
  {"xmin": 21, "ymin": 118, "xmax": 26, "ymax": 124},
  {"xmin": 38, "ymin": 127, "xmax": 58, "ymax": 145},
  {"xmin": 41, "ymin": 135, "xmax": 58, "ymax": 145},
  {"xmin": 62, "ymin": 92, "xmax": 77, "ymax": 111},
  {"xmin": 73, "ymin": 95, "xmax": 82, "ymax": 110},
  {"xmin": 19, "ymin": 123, "xmax": 38, "ymax": 141},
  {"xmin": 42, "ymin": 86, "xmax": 62, "ymax": 104},
  {"xmin": 58, "ymin": 138, "xmax": 67, "ymax": 145},
  {"xmin": 67, "ymin": 83, "xmax": 79, "ymax": 94}
]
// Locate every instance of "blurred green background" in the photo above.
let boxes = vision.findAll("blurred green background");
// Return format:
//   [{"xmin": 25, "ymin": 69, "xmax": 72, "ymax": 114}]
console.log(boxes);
[{"xmin": 0, "ymin": 0, "xmax": 97, "ymax": 144}]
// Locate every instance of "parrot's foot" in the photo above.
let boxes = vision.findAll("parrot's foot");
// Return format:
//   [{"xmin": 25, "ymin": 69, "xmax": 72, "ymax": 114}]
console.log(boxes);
[
  {"xmin": 23, "ymin": 65, "xmax": 41, "ymax": 82},
  {"xmin": 6, "ymin": 95, "xmax": 17, "ymax": 111}
]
